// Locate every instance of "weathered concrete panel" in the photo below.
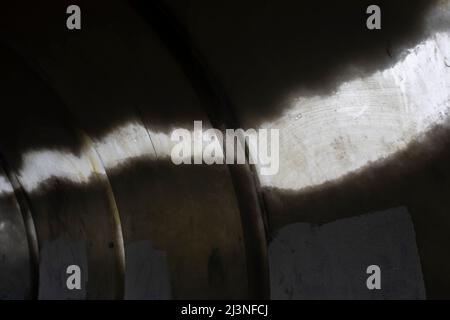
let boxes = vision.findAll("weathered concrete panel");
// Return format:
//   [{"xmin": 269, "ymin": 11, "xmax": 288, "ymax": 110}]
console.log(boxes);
[
  {"xmin": 269, "ymin": 207, "xmax": 425, "ymax": 299},
  {"xmin": 38, "ymin": 239, "xmax": 87, "ymax": 300},
  {"xmin": 124, "ymin": 241, "xmax": 171, "ymax": 300}
]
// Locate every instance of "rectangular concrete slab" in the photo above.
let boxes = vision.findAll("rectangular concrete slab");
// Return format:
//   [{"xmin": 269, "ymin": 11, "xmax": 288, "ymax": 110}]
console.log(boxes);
[{"xmin": 269, "ymin": 207, "xmax": 425, "ymax": 299}]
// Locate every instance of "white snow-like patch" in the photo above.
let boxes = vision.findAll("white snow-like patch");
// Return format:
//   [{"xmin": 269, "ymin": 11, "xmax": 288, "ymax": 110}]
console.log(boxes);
[{"xmin": 257, "ymin": 32, "xmax": 450, "ymax": 190}]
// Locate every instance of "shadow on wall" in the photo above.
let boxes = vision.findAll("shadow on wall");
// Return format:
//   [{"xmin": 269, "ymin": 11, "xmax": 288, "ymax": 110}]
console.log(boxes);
[
  {"xmin": 0, "ymin": 44, "xmax": 248, "ymax": 299},
  {"xmin": 161, "ymin": 0, "xmax": 447, "ymax": 127},
  {"xmin": 1, "ymin": 0, "xmax": 449, "ymax": 299},
  {"xmin": 1, "ymin": 0, "xmax": 446, "ymax": 156}
]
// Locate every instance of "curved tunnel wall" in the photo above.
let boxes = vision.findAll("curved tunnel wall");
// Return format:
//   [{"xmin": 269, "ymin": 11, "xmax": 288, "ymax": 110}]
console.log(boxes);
[
  {"xmin": 0, "ymin": 0, "xmax": 449, "ymax": 299},
  {"xmin": 1, "ymin": 0, "xmax": 261, "ymax": 300}
]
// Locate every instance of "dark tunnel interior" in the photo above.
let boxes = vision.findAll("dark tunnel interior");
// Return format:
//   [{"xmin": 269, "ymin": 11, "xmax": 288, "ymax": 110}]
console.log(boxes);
[{"xmin": 0, "ymin": 0, "xmax": 450, "ymax": 300}]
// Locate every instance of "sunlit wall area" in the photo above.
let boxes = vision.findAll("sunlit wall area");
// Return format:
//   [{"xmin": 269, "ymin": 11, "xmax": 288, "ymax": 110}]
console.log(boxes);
[{"xmin": 257, "ymin": 31, "xmax": 450, "ymax": 190}]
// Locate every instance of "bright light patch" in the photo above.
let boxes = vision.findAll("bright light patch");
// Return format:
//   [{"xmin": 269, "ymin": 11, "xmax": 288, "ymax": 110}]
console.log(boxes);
[
  {"xmin": 15, "ymin": 121, "xmax": 220, "ymax": 192},
  {"xmin": 258, "ymin": 32, "xmax": 450, "ymax": 190},
  {"xmin": 0, "ymin": 174, "xmax": 13, "ymax": 196},
  {"xmin": 95, "ymin": 122, "xmax": 157, "ymax": 168},
  {"xmin": 18, "ymin": 149, "xmax": 96, "ymax": 191}
]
